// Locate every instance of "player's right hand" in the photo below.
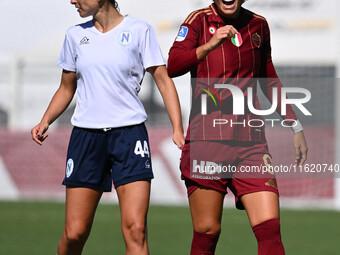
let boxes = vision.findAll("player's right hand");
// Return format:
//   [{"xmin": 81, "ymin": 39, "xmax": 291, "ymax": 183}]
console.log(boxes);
[
  {"xmin": 207, "ymin": 25, "xmax": 238, "ymax": 51},
  {"xmin": 31, "ymin": 122, "xmax": 49, "ymax": 145}
]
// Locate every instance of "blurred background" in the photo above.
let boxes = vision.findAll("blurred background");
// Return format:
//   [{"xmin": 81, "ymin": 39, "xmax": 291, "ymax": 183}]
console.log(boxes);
[{"xmin": 0, "ymin": 0, "xmax": 340, "ymax": 209}]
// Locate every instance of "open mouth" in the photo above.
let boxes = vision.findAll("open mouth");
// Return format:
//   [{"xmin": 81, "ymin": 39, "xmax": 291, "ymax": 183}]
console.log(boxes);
[{"xmin": 222, "ymin": 0, "xmax": 236, "ymax": 6}]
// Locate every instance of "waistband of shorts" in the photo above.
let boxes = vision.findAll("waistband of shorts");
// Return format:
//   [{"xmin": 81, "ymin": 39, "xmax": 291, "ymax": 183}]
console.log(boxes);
[
  {"xmin": 73, "ymin": 123, "xmax": 145, "ymax": 133},
  {"xmin": 185, "ymin": 140, "xmax": 268, "ymax": 147}
]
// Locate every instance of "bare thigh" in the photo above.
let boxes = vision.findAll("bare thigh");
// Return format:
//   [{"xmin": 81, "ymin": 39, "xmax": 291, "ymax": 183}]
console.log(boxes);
[
  {"xmin": 116, "ymin": 180, "xmax": 151, "ymax": 229},
  {"xmin": 188, "ymin": 187, "xmax": 225, "ymax": 234},
  {"xmin": 64, "ymin": 187, "xmax": 103, "ymax": 235},
  {"xmin": 240, "ymin": 191, "xmax": 280, "ymax": 227}
]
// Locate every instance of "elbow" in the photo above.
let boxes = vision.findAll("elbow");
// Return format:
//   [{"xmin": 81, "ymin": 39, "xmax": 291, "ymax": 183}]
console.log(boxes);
[
  {"xmin": 167, "ymin": 64, "xmax": 176, "ymax": 78},
  {"xmin": 167, "ymin": 59, "xmax": 188, "ymax": 78},
  {"xmin": 167, "ymin": 49, "xmax": 188, "ymax": 78},
  {"xmin": 167, "ymin": 56, "xmax": 179, "ymax": 78}
]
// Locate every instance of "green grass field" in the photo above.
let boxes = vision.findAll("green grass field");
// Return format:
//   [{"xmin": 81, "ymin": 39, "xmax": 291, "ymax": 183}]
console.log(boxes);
[{"xmin": 0, "ymin": 201, "xmax": 340, "ymax": 254}]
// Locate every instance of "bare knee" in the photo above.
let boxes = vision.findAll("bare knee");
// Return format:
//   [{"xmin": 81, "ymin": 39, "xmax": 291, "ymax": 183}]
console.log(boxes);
[
  {"xmin": 63, "ymin": 224, "xmax": 90, "ymax": 245},
  {"xmin": 123, "ymin": 221, "xmax": 147, "ymax": 246},
  {"xmin": 194, "ymin": 220, "xmax": 221, "ymax": 235}
]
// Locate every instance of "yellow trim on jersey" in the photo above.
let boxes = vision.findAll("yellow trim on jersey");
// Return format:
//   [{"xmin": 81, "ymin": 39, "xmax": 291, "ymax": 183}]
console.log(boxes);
[
  {"xmin": 184, "ymin": 7, "xmax": 211, "ymax": 24},
  {"xmin": 210, "ymin": 4, "xmax": 218, "ymax": 16},
  {"xmin": 241, "ymin": 9, "xmax": 267, "ymax": 22},
  {"xmin": 184, "ymin": 10, "xmax": 198, "ymax": 24},
  {"xmin": 187, "ymin": 8, "xmax": 212, "ymax": 25},
  {"xmin": 253, "ymin": 14, "xmax": 267, "ymax": 21}
]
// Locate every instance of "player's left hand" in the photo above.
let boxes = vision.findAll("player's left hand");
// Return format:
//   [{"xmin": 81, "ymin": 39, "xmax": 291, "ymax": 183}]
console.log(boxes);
[
  {"xmin": 173, "ymin": 130, "xmax": 185, "ymax": 150},
  {"xmin": 293, "ymin": 131, "xmax": 308, "ymax": 165}
]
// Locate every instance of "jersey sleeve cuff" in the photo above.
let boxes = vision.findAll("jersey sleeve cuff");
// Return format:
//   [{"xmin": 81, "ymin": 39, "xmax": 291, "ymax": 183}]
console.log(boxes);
[
  {"xmin": 190, "ymin": 48, "xmax": 200, "ymax": 65},
  {"xmin": 57, "ymin": 62, "xmax": 76, "ymax": 72},
  {"xmin": 144, "ymin": 60, "xmax": 166, "ymax": 70}
]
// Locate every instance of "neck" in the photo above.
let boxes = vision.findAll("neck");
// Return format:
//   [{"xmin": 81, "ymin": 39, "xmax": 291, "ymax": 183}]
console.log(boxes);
[
  {"xmin": 214, "ymin": 3, "xmax": 242, "ymax": 20},
  {"xmin": 93, "ymin": 2, "xmax": 123, "ymax": 33}
]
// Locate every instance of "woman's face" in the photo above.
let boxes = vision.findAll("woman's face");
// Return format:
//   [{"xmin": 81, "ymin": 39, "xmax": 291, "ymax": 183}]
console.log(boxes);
[
  {"xmin": 70, "ymin": 0, "xmax": 100, "ymax": 17},
  {"xmin": 214, "ymin": 0, "xmax": 243, "ymax": 19}
]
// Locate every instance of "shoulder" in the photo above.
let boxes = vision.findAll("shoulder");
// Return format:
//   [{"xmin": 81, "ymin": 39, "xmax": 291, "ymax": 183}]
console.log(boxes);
[
  {"xmin": 123, "ymin": 15, "xmax": 154, "ymax": 32},
  {"xmin": 242, "ymin": 8, "xmax": 268, "ymax": 25},
  {"xmin": 183, "ymin": 6, "xmax": 214, "ymax": 25},
  {"xmin": 65, "ymin": 20, "xmax": 93, "ymax": 36}
]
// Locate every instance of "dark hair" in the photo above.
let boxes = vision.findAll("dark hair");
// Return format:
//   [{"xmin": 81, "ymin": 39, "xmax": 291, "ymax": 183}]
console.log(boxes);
[
  {"xmin": 213, "ymin": 0, "xmax": 247, "ymax": 2},
  {"xmin": 109, "ymin": 0, "xmax": 119, "ymax": 10}
]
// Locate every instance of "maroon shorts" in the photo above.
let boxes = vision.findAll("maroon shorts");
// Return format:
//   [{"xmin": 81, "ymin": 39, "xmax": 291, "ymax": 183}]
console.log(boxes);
[{"xmin": 180, "ymin": 141, "xmax": 279, "ymax": 209}]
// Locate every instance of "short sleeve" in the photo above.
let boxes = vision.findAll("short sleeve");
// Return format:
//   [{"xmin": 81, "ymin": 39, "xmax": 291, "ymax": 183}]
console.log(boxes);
[
  {"xmin": 57, "ymin": 32, "xmax": 76, "ymax": 72},
  {"xmin": 139, "ymin": 26, "xmax": 165, "ymax": 70}
]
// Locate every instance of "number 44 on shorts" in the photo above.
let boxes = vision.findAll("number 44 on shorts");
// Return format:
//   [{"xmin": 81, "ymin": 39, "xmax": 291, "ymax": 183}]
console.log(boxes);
[{"xmin": 134, "ymin": 140, "xmax": 150, "ymax": 158}]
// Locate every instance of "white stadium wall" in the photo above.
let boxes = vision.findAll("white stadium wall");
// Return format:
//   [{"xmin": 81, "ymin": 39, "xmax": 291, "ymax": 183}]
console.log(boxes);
[{"xmin": 0, "ymin": 0, "xmax": 339, "ymax": 209}]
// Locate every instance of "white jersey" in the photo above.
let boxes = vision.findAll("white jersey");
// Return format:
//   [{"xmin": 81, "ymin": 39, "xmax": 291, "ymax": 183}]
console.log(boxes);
[{"xmin": 57, "ymin": 15, "xmax": 165, "ymax": 128}]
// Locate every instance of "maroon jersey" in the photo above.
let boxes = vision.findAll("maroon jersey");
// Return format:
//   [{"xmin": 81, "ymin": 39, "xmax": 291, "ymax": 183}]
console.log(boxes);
[{"xmin": 168, "ymin": 4, "xmax": 297, "ymax": 142}]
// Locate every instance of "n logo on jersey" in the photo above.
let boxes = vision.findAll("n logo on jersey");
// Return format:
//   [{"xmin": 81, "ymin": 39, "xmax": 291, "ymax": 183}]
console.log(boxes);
[
  {"xmin": 119, "ymin": 31, "xmax": 132, "ymax": 46},
  {"xmin": 176, "ymin": 26, "xmax": 188, "ymax": 42}
]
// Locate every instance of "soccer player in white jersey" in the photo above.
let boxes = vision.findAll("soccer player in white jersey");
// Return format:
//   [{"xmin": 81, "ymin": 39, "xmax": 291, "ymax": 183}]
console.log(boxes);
[{"xmin": 31, "ymin": 0, "xmax": 185, "ymax": 254}]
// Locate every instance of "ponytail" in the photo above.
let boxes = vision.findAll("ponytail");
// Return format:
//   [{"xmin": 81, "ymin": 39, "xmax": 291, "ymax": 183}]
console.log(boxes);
[{"xmin": 109, "ymin": 0, "xmax": 119, "ymax": 11}]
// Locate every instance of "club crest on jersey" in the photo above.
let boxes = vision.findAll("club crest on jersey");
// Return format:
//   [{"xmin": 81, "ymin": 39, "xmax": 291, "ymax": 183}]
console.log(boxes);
[
  {"xmin": 252, "ymin": 33, "xmax": 261, "ymax": 48},
  {"xmin": 175, "ymin": 26, "xmax": 188, "ymax": 42},
  {"xmin": 231, "ymin": 33, "xmax": 243, "ymax": 47},
  {"xmin": 66, "ymin": 158, "xmax": 74, "ymax": 178},
  {"xmin": 119, "ymin": 31, "xmax": 132, "ymax": 46},
  {"xmin": 209, "ymin": 26, "xmax": 216, "ymax": 35}
]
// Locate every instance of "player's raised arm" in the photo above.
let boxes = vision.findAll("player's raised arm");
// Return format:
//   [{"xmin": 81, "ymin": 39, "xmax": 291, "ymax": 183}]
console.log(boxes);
[
  {"xmin": 31, "ymin": 70, "xmax": 77, "ymax": 145},
  {"xmin": 196, "ymin": 25, "xmax": 238, "ymax": 61},
  {"xmin": 168, "ymin": 10, "xmax": 238, "ymax": 78},
  {"xmin": 147, "ymin": 65, "xmax": 185, "ymax": 149},
  {"xmin": 167, "ymin": 13, "xmax": 201, "ymax": 78}
]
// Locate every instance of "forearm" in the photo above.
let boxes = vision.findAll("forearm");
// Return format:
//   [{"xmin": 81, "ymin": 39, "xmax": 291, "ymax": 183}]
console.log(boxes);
[
  {"xmin": 163, "ymin": 87, "xmax": 184, "ymax": 134},
  {"xmin": 167, "ymin": 42, "xmax": 212, "ymax": 77},
  {"xmin": 196, "ymin": 41, "xmax": 215, "ymax": 61},
  {"xmin": 196, "ymin": 25, "xmax": 238, "ymax": 61},
  {"xmin": 168, "ymin": 48, "xmax": 200, "ymax": 77},
  {"xmin": 158, "ymin": 79, "xmax": 183, "ymax": 133},
  {"xmin": 168, "ymin": 36, "xmax": 217, "ymax": 77},
  {"xmin": 40, "ymin": 86, "xmax": 75, "ymax": 125},
  {"xmin": 151, "ymin": 67, "xmax": 183, "ymax": 133}
]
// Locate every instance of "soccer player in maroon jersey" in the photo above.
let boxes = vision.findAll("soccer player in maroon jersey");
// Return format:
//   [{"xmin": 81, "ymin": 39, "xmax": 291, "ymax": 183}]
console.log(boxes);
[{"xmin": 168, "ymin": 0, "xmax": 308, "ymax": 254}]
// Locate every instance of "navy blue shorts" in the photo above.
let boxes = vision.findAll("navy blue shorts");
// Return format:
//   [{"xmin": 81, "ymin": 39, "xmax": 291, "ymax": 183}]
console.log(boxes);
[{"xmin": 62, "ymin": 123, "xmax": 153, "ymax": 191}]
